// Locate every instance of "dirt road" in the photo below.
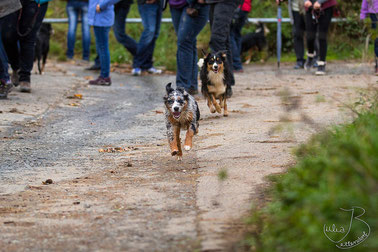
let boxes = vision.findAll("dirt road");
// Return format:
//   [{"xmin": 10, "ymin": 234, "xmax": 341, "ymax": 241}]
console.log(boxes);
[{"xmin": 0, "ymin": 61, "xmax": 375, "ymax": 251}]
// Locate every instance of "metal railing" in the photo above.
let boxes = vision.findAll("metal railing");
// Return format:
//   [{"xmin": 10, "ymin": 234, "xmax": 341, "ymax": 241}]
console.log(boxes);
[{"xmin": 43, "ymin": 17, "xmax": 347, "ymax": 23}]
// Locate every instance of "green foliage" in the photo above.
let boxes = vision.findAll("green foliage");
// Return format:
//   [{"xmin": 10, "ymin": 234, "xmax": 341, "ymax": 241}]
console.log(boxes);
[
  {"xmin": 245, "ymin": 100, "xmax": 378, "ymax": 251},
  {"xmin": 46, "ymin": 1, "xmax": 375, "ymax": 70}
]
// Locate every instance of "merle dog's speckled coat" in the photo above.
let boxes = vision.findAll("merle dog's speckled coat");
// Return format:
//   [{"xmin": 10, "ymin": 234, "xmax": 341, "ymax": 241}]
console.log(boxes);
[{"xmin": 164, "ymin": 83, "xmax": 200, "ymax": 159}]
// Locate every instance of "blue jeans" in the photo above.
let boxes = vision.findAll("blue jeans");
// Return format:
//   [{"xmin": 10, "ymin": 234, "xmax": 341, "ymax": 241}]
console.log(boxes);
[
  {"xmin": 114, "ymin": 4, "xmax": 137, "ymax": 57},
  {"xmin": 133, "ymin": 3, "xmax": 162, "ymax": 69},
  {"xmin": 0, "ymin": 17, "xmax": 9, "ymax": 81},
  {"xmin": 66, "ymin": 0, "xmax": 91, "ymax": 60},
  {"xmin": 94, "ymin": 26, "xmax": 111, "ymax": 78},
  {"xmin": 230, "ymin": 9, "xmax": 248, "ymax": 71},
  {"xmin": 170, "ymin": 5, "xmax": 209, "ymax": 91}
]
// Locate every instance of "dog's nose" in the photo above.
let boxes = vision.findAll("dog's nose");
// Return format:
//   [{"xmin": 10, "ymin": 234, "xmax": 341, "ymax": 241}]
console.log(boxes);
[
  {"xmin": 213, "ymin": 65, "xmax": 218, "ymax": 69},
  {"xmin": 174, "ymin": 107, "xmax": 179, "ymax": 112}
]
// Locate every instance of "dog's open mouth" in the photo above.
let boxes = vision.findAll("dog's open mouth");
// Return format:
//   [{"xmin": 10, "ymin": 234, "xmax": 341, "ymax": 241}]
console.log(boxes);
[
  {"xmin": 212, "ymin": 69, "xmax": 219, "ymax": 74},
  {"xmin": 172, "ymin": 112, "xmax": 181, "ymax": 119}
]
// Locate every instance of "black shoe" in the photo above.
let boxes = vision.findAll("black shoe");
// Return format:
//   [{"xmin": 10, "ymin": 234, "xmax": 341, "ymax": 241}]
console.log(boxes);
[
  {"xmin": 0, "ymin": 80, "xmax": 13, "ymax": 99},
  {"xmin": 188, "ymin": 88, "xmax": 198, "ymax": 95},
  {"xmin": 226, "ymin": 85, "xmax": 233, "ymax": 98},
  {"xmin": 294, "ymin": 60, "xmax": 304, "ymax": 69},
  {"xmin": 86, "ymin": 64, "xmax": 101, "ymax": 71},
  {"xmin": 315, "ymin": 61, "xmax": 326, "ymax": 75}
]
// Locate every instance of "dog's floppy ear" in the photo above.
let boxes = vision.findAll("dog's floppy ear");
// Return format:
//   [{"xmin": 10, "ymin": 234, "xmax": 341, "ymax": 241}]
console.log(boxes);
[
  {"xmin": 219, "ymin": 50, "xmax": 228, "ymax": 60},
  {"xmin": 166, "ymin": 83, "xmax": 174, "ymax": 94},
  {"xmin": 177, "ymin": 87, "xmax": 189, "ymax": 100}
]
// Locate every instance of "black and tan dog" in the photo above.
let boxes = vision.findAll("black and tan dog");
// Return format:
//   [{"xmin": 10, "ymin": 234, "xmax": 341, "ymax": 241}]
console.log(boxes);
[
  {"xmin": 241, "ymin": 22, "xmax": 269, "ymax": 64},
  {"xmin": 199, "ymin": 51, "xmax": 232, "ymax": 117},
  {"xmin": 164, "ymin": 83, "xmax": 200, "ymax": 160},
  {"xmin": 34, "ymin": 23, "xmax": 53, "ymax": 74}
]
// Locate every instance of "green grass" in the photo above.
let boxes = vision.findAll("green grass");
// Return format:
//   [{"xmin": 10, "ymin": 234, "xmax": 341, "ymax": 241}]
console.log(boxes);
[
  {"xmin": 46, "ymin": 1, "xmax": 376, "ymax": 70},
  {"xmin": 243, "ymin": 95, "xmax": 378, "ymax": 251}
]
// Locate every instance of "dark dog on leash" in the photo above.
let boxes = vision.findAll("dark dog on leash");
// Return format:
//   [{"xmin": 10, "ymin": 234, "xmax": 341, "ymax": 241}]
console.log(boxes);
[
  {"xmin": 241, "ymin": 22, "xmax": 269, "ymax": 64},
  {"xmin": 164, "ymin": 83, "xmax": 200, "ymax": 160},
  {"xmin": 34, "ymin": 23, "xmax": 53, "ymax": 74},
  {"xmin": 199, "ymin": 50, "xmax": 232, "ymax": 117}
]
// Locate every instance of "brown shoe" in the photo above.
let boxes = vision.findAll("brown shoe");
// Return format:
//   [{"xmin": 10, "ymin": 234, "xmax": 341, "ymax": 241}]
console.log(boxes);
[
  {"xmin": 89, "ymin": 76, "xmax": 111, "ymax": 86},
  {"xmin": 19, "ymin": 81, "xmax": 31, "ymax": 93}
]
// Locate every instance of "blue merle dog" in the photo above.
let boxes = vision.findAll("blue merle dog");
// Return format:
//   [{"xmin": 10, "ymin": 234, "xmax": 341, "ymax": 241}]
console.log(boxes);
[{"xmin": 164, "ymin": 83, "xmax": 200, "ymax": 160}]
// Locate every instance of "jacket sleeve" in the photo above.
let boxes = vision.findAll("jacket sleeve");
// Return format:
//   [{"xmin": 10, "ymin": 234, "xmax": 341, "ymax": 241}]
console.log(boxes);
[
  {"xmin": 99, "ymin": 0, "xmax": 121, "ymax": 10},
  {"xmin": 360, "ymin": 0, "xmax": 369, "ymax": 20}
]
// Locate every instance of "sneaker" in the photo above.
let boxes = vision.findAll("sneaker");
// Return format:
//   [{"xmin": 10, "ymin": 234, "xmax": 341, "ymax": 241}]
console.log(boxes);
[
  {"xmin": 304, "ymin": 53, "xmax": 316, "ymax": 70},
  {"xmin": 293, "ymin": 60, "xmax": 304, "ymax": 69},
  {"xmin": 315, "ymin": 61, "xmax": 326, "ymax": 75},
  {"xmin": 19, "ymin": 81, "xmax": 31, "ymax": 93},
  {"xmin": 226, "ymin": 85, "xmax": 233, "ymax": 98},
  {"xmin": 89, "ymin": 76, "xmax": 111, "ymax": 86},
  {"xmin": 132, "ymin": 68, "xmax": 142, "ymax": 76},
  {"xmin": 85, "ymin": 64, "xmax": 101, "ymax": 71},
  {"xmin": 11, "ymin": 70, "xmax": 19, "ymax": 87},
  {"xmin": 146, "ymin": 67, "xmax": 162, "ymax": 74},
  {"xmin": 0, "ymin": 80, "xmax": 13, "ymax": 99},
  {"xmin": 188, "ymin": 88, "xmax": 198, "ymax": 95}
]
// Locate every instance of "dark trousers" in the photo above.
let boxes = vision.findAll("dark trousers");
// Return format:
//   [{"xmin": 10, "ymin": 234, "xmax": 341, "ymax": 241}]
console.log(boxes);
[
  {"xmin": 370, "ymin": 13, "xmax": 378, "ymax": 60},
  {"xmin": 0, "ymin": 17, "xmax": 9, "ymax": 81},
  {"xmin": 230, "ymin": 9, "xmax": 248, "ymax": 70},
  {"xmin": 114, "ymin": 3, "xmax": 137, "ymax": 57},
  {"xmin": 305, "ymin": 7, "xmax": 333, "ymax": 62},
  {"xmin": 292, "ymin": 11, "xmax": 305, "ymax": 63},
  {"xmin": 209, "ymin": 1, "xmax": 238, "ymax": 86},
  {"xmin": 2, "ymin": 1, "xmax": 48, "ymax": 83}
]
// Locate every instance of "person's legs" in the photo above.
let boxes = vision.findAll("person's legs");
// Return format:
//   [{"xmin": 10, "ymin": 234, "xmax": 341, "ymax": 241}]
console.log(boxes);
[
  {"xmin": 18, "ymin": 2, "xmax": 48, "ymax": 91},
  {"xmin": 317, "ymin": 7, "xmax": 333, "ymax": 62},
  {"xmin": 292, "ymin": 10, "xmax": 305, "ymax": 68},
  {"xmin": 66, "ymin": 2, "xmax": 79, "ymax": 59},
  {"xmin": 0, "ymin": 18, "xmax": 9, "ymax": 82},
  {"xmin": 304, "ymin": 10, "xmax": 317, "ymax": 70},
  {"xmin": 171, "ymin": 5, "xmax": 209, "ymax": 92},
  {"xmin": 80, "ymin": 2, "xmax": 91, "ymax": 61},
  {"xmin": 230, "ymin": 10, "xmax": 248, "ymax": 71},
  {"xmin": 370, "ymin": 13, "xmax": 378, "ymax": 73},
  {"xmin": 93, "ymin": 26, "xmax": 111, "ymax": 78},
  {"xmin": 133, "ymin": 3, "xmax": 162, "ymax": 70},
  {"xmin": 1, "ymin": 11, "xmax": 20, "ymax": 74},
  {"xmin": 114, "ymin": 4, "xmax": 137, "ymax": 56}
]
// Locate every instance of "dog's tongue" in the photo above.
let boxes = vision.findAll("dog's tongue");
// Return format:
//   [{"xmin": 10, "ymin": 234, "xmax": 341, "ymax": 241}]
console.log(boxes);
[{"xmin": 173, "ymin": 112, "xmax": 180, "ymax": 118}]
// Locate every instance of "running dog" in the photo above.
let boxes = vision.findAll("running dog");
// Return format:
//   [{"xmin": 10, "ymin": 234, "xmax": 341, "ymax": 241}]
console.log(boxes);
[
  {"xmin": 199, "ymin": 50, "xmax": 231, "ymax": 117},
  {"xmin": 241, "ymin": 22, "xmax": 269, "ymax": 64},
  {"xmin": 164, "ymin": 83, "xmax": 200, "ymax": 160}
]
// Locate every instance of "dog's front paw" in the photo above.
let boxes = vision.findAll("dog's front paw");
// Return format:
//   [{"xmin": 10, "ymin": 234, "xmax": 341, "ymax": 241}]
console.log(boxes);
[
  {"xmin": 210, "ymin": 106, "xmax": 216, "ymax": 113},
  {"xmin": 215, "ymin": 105, "xmax": 222, "ymax": 114},
  {"xmin": 177, "ymin": 156, "xmax": 183, "ymax": 161},
  {"xmin": 184, "ymin": 145, "xmax": 191, "ymax": 151},
  {"xmin": 171, "ymin": 150, "xmax": 178, "ymax": 156}
]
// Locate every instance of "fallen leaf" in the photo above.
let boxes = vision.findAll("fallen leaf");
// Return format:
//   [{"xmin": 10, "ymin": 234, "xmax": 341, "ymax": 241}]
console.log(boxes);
[
  {"xmin": 154, "ymin": 110, "xmax": 163, "ymax": 114},
  {"xmin": 84, "ymin": 76, "xmax": 94, "ymax": 80}
]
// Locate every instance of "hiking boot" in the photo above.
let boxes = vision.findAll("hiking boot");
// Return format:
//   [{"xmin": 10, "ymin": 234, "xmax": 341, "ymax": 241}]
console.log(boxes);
[
  {"xmin": 89, "ymin": 76, "xmax": 111, "ymax": 86},
  {"xmin": 226, "ymin": 85, "xmax": 233, "ymax": 98},
  {"xmin": 304, "ymin": 53, "xmax": 316, "ymax": 70},
  {"xmin": 315, "ymin": 61, "xmax": 326, "ymax": 75},
  {"xmin": 85, "ymin": 64, "xmax": 101, "ymax": 71},
  {"xmin": 0, "ymin": 80, "xmax": 13, "ymax": 99},
  {"xmin": 19, "ymin": 81, "xmax": 31, "ymax": 93},
  {"xmin": 294, "ymin": 60, "xmax": 304, "ymax": 69},
  {"xmin": 132, "ymin": 68, "xmax": 141, "ymax": 76},
  {"xmin": 147, "ymin": 67, "xmax": 162, "ymax": 74},
  {"xmin": 11, "ymin": 70, "xmax": 19, "ymax": 87}
]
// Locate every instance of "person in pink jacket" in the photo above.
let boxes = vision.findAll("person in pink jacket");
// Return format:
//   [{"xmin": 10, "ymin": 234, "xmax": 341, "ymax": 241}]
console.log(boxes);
[{"xmin": 360, "ymin": 0, "xmax": 378, "ymax": 75}]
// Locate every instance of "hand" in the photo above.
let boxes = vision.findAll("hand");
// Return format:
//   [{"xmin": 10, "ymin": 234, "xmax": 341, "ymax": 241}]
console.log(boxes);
[
  {"xmin": 198, "ymin": 0, "xmax": 205, "ymax": 3},
  {"xmin": 304, "ymin": 0, "xmax": 312, "ymax": 8},
  {"xmin": 314, "ymin": 1, "xmax": 321, "ymax": 9},
  {"xmin": 146, "ymin": 0, "xmax": 156, "ymax": 4},
  {"xmin": 96, "ymin": 4, "xmax": 101, "ymax": 13}
]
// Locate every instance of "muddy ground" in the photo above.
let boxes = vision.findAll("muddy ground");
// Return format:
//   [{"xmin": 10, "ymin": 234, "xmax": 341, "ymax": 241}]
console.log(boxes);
[{"xmin": 0, "ymin": 61, "xmax": 375, "ymax": 251}]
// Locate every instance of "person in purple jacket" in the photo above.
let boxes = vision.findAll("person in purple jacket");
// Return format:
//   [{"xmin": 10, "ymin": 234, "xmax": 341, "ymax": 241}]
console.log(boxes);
[
  {"xmin": 304, "ymin": 0, "xmax": 337, "ymax": 75},
  {"xmin": 87, "ymin": 0, "xmax": 120, "ymax": 86},
  {"xmin": 360, "ymin": 0, "xmax": 378, "ymax": 75}
]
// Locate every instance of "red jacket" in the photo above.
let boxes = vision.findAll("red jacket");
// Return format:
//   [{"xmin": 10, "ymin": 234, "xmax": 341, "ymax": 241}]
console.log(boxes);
[{"xmin": 240, "ymin": 0, "xmax": 251, "ymax": 12}]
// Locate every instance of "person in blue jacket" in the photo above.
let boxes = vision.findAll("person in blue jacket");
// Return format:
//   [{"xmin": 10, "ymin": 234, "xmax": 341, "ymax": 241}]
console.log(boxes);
[{"xmin": 88, "ymin": 0, "xmax": 120, "ymax": 85}]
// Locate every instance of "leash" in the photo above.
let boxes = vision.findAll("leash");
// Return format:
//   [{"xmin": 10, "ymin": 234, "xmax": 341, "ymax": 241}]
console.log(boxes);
[{"xmin": 17, "ymin": 0, "xmax": 41, "ymax": 37}]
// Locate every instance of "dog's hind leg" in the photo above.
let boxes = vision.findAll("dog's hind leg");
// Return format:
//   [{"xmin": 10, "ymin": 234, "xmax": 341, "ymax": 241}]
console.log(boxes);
[
  {"xmin": 223, "ymin": 97, "xmax": 229, "ymax": 117},
  {"xmin": 207, "ymin": 96, "xmax": 216, "ymax": 113},
  {"xmin": 210, "ymin": 94, "xmax": 222, "ymax": 113},
  {"xmin": 219, "ymin": 96, "xmax": 225, "ymax": 108}
]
